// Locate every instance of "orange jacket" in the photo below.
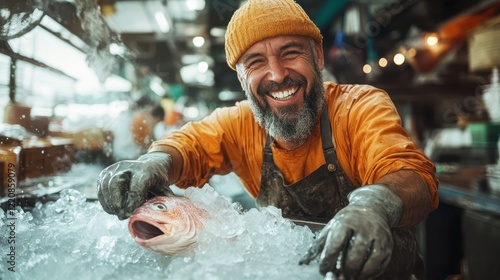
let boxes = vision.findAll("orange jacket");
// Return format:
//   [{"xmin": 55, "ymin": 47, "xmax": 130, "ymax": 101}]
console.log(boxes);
[{"xmin": 150, "ymin": 82, "xmax": 439, "ymax": 210}]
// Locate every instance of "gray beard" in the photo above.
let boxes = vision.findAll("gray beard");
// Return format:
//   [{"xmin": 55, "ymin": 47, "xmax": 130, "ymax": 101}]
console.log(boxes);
[
  {"xmin": 249, "ymin": 97, "xmax": 317, "ymax": 142},
  {"xmin": 245, "ymin": 65, "xmax": 325, "ymax": 142}
]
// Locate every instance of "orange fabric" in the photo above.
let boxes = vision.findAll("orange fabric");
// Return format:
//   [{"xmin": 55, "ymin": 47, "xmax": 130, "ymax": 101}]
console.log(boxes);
[{"xmin": 149, "ymin": 82, "xmax": 439, "ymax": 211}]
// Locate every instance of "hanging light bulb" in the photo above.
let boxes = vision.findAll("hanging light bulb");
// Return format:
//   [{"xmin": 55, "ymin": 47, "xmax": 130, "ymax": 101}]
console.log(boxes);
[
  {"xmin": 393, "ymin": 53, "xmax": 405, "ymax": 65},
  {"xmin": 425, "ymin": 33, "xmax": 439, "ymax": 47},
  {"xmin": 378, "ymin": 58, "xmax": 388, "ymax": 67},
  {"xmin": 363, "ymin": 64, "xmax": 372, "ymax": 74},
  {"xmin": 192, "ymin": 36, "xmax": 205, "ymax": 47}
]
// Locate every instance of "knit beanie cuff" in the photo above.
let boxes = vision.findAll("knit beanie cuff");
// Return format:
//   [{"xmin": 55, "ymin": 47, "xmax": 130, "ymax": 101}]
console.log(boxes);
[{"xmin": 225, "ymin": 0, "xmax": 323, "ymax": 70}]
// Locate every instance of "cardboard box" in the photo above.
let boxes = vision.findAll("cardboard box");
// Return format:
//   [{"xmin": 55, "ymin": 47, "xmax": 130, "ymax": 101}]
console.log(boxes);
[{"xmin": 17, "ymin": 137, "xmax": 74, "ymax": 181}]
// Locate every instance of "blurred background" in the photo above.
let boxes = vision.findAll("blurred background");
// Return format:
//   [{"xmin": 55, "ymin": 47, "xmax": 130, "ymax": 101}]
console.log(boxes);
[{"xmin": 1, "ymin": 0, "xmax": 500, "ymax": 279}]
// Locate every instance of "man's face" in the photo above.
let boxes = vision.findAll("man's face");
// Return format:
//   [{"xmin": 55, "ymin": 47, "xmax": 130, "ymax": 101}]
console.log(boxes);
[{"xmin": 235, "ymin": 35, "xmax": 325, "ymax": 142}]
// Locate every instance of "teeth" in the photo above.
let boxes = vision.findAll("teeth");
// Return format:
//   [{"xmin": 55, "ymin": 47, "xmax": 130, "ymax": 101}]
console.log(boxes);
[{"xmin": 270, "ymin": 87, "xmax": 297, "ymax": 100}]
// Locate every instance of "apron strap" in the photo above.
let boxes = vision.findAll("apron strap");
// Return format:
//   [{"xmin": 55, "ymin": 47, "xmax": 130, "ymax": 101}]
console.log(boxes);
[
  {"xmin": 319, "ymin": 103, "xmax": 338, "ymax": 167},
  {"xmin": 320, "ymin": 103, "xmax": 334, "ymax": 151}
]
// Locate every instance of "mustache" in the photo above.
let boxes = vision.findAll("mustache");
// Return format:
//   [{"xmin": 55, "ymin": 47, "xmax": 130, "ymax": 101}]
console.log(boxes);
[{"xmin": 257, "ymin": 76, "xmax": 307, "ymax": 96}]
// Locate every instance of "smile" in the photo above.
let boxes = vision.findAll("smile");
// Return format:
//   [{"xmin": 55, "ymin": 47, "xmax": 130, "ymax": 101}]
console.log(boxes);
[{"xmin": 269, "ymin": 86, "xmax": 298, "ymax": 100}]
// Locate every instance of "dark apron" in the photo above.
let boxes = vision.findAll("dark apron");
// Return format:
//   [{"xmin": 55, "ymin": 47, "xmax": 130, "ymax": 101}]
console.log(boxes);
[{"xmin": 256, "ymin": 106, "xmax": 424, "ymax": 280}]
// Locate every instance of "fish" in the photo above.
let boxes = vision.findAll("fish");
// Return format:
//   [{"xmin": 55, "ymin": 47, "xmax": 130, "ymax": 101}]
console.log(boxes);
[{"xmin": 128, "ymin": 195, "xmax": 206, "ymax": 255}]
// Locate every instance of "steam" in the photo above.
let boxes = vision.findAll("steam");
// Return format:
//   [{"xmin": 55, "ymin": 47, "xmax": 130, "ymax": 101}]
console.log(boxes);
[{"xmin": 74, "ymin": 0, "xmax": 120, "ymax": 82}]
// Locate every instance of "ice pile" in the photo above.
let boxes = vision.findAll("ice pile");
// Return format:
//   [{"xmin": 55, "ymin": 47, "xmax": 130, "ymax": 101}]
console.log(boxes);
[{"xmin": 0, "ymin": 186, "xmax": 322, "ymax": 280}]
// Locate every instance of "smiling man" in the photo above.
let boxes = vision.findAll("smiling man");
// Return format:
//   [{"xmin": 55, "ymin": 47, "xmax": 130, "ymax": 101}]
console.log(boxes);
[
  {"xmin": 97, "ymin": 0, "xmax": 438, "ymax": 279},
  {"xmin": 238, "ymin": 36, "xmax": 325, "ymax": 150}
]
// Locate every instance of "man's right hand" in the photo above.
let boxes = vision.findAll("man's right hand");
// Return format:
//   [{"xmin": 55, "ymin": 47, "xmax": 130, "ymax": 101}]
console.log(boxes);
[{"xmin": 97, "ymin": 152, "xmax": 174, "ymax": 220}]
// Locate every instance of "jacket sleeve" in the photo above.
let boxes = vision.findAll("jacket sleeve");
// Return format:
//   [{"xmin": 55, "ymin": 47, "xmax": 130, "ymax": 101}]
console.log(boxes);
[
  {"xmin": 333, "ymin": 84, "xmax": 439, "ymax": 211},
  {"xmin": 148, "ymin": 102, "xmax": 264, "ymax": 192}
]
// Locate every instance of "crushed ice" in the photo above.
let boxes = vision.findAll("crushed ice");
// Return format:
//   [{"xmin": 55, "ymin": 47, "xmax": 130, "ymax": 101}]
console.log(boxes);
[{"xmin": 1, "ymin": 186, "xmax": 321, "ymax": 280}]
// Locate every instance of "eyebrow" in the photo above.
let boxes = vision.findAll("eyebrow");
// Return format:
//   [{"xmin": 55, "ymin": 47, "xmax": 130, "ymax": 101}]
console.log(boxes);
[{"xmin": 241, "ymin": 41, "xmax": 307, "ymax": 65}]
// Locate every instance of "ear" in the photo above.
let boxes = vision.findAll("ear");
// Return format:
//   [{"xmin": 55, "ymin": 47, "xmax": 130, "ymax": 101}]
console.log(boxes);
[
  {"xmin": 236, "ymin": 67, "xmax": 246, "ymax": 91},
  {"xmin": 314, "ymin": 42, "xmax": 325, "ymax": 70}
]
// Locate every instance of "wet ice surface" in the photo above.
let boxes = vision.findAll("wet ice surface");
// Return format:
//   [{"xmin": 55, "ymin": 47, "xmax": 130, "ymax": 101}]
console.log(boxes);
[{"xmin": 0, "ymin": 186, "xmax": 322, "ymax": 280}]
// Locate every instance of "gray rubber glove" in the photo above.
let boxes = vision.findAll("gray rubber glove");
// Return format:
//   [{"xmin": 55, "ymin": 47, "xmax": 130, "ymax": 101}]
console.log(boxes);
[
  {"xmin": 299, "ymin": 184, "xmax": 403, "ymax": 279},
  {"xmin": 97, "ymin": 152, "xmax": 174, "ymax": 220}
]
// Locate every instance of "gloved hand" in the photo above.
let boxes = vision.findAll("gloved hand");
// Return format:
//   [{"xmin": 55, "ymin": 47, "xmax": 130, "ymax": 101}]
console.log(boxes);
[
  {"xmin": 299, "ymin": 184, "xmax": 403, "ymax": 279},
  {"xmin": 97, "ymin": 152, "xmax": 174, "ymax": 220}
]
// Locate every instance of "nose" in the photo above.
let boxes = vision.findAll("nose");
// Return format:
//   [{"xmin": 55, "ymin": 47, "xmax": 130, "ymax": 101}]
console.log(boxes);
[{"xmin": 266, "ymin": 57, "xmax": 289, "ymax": 84}]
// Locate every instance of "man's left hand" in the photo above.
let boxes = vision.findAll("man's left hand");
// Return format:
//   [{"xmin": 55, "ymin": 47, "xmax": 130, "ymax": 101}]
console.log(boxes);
[{"xmin": 299, "ymin": 184, "xmax": 403, "ymax": 279}]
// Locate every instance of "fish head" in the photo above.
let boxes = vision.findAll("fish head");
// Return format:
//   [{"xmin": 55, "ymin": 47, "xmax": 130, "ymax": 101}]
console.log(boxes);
[{"xmin": 128, "ymin": 195, "xmax": 205, "ymax": 255}]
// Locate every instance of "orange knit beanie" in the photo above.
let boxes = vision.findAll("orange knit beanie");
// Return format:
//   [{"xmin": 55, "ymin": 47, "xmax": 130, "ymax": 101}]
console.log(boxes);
[{"xmin": 225, "ymin": 0, "xmax": 323, "ymax": 70}]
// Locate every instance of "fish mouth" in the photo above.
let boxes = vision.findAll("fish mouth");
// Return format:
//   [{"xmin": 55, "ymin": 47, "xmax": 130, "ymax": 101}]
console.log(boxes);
[
  {"xmin": 129, "ymin": 219, "xmax": 172, "ymax": 242},
  {"xmin": 131, "ymin": 220, "xmax": 164, "ymax": 240}
]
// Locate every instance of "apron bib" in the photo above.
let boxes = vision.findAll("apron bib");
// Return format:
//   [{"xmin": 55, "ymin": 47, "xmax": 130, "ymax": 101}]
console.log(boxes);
[{"xmin": 256, "ymin": 105, "xmax": 424, "ymax": 279}]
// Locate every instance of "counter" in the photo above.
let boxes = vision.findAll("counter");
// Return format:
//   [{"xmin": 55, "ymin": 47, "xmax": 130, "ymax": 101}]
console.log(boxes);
[
  {"xmin": 439, "ymin": 183, "xmax": 500, "ymax": 214},
  {"xmin": 437, "ymin": 165, "xmax": 500, "ymax": 215}
]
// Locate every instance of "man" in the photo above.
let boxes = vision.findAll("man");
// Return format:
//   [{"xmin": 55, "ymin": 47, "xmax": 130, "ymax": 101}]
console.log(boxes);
[{"xmin": 97, "ymin": 0, "xmax": 438, "ymax": 279}]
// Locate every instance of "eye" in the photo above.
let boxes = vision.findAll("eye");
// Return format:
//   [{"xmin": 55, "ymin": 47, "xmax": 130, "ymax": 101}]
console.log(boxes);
[
  {"xmin": 282, "ymin": 50, "xmax": 300, "ymax": 59},
  {"xmin": 247, "ymin": 59, "xmax": 265, "ymax": 69},
  {"xmin": 152, "ymin": 203, "xmax": 168, "ymax": 211}
]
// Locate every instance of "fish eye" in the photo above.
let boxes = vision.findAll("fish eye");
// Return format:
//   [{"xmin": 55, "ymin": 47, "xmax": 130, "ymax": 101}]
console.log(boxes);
[{"xmin": 152, "ymin": 203, "xmax": 168, "ymax": 211}]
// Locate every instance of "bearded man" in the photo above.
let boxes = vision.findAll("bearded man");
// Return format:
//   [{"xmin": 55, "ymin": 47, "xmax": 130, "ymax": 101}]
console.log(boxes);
[{"xmin": 97, "ymin": 0, "xmax": 438, "ymax": 278}]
